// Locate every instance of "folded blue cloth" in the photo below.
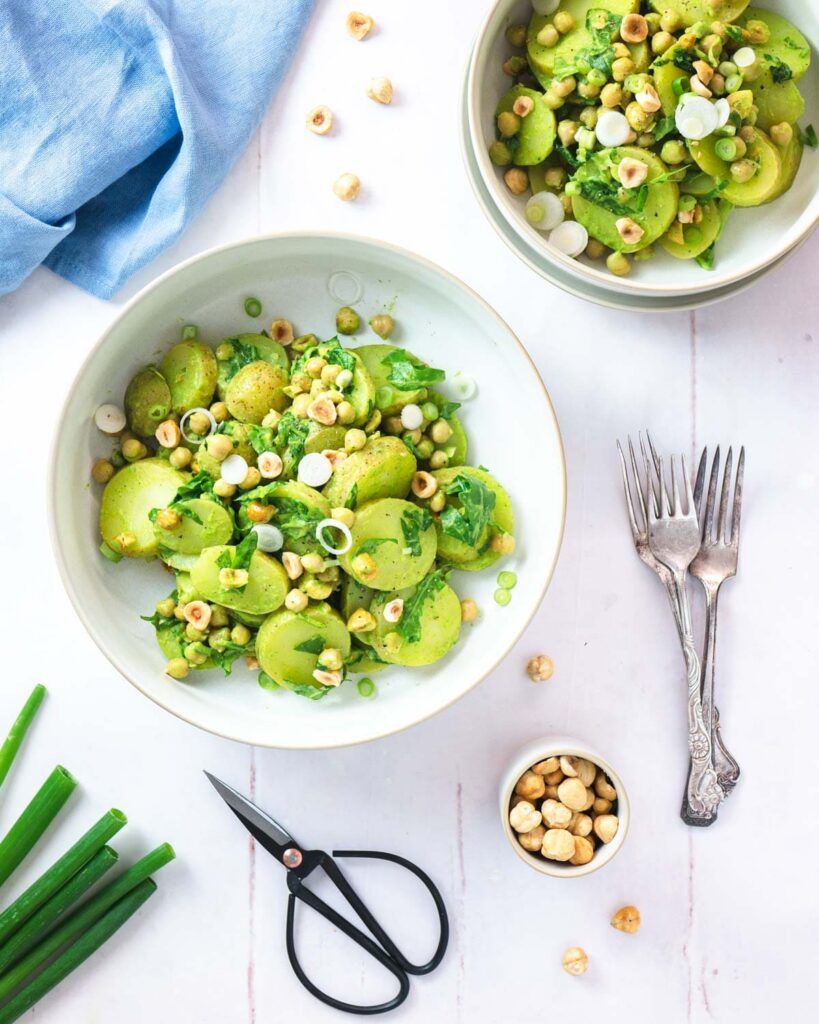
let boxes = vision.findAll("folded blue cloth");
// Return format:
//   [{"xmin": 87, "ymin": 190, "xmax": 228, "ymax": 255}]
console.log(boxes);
[{"xmin": 0, "ymin": 0, "xmax": 313, "ymax": 299}]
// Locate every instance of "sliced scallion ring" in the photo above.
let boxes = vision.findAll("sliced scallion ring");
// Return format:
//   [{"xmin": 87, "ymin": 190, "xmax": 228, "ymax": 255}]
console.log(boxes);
[
  {"xmin": 316, "ymin": 518, "xmax": 353, "ymax": 555},
  {"xmin": 179, "ymin": 407, "xmax": 217, "ymax": 445}
]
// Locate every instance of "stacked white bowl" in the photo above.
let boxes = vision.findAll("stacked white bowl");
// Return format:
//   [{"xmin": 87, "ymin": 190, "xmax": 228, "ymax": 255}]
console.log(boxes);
[{"xmin": 462, "ymin": 0, "xmax": 819, "ymax": 311}]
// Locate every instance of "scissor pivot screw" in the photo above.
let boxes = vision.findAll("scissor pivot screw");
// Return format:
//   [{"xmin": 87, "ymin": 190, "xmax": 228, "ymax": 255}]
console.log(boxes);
[{"xmin": 283, "ymin": 848, "xmax": 303, "ymax": 868}]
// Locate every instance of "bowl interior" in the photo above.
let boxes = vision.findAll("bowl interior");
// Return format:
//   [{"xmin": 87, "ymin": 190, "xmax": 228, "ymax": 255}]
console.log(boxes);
[
  {"xmin": 50, "ymin": 234, "xmax": 565, "ymax": 749},
  {"xmin": 468, "ymin": 0, "xmax": 819, "ymax": 296},
  {"xmin": 500, "ymin": 738, "xmax": 630, "ymax": 878}
]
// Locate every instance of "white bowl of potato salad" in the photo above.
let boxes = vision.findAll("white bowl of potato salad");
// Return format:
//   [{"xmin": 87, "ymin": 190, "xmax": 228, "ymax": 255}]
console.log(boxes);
[
  {"xmin": 49, "ymin": 234, "xmax": 566, "ymax": 749},
  {"xmin": 466, "ymin": 0, "xmax": 819, "ymax": 297}
]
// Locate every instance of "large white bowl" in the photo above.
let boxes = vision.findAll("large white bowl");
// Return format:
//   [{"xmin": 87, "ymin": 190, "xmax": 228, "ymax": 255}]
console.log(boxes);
[
  {"xmin": 466, "ymin": 0, "xmax": 819, "ymax": 299},
  {"xmin": 49, "ymin": 234, "xmax": 566, "ymax": 749}
]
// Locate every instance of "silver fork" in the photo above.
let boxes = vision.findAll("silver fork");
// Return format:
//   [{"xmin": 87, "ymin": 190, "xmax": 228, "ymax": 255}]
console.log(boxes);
[
  {"xmin": 645, "ymin": 450, "xmax": 724, "ymax": 825},
  {"xmin": 690, "ymin": 446, "xmax": 744, "ymax": 795}
]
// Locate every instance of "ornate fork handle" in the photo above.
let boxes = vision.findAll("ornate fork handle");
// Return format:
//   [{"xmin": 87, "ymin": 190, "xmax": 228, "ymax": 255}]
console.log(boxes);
[
  {"xmin": 701, "ymin": 583, "xmax": 741, "ymax": 792},
  {"xmin": 671, "ymin": 574, "xmax": 725, "ymax": 825}
]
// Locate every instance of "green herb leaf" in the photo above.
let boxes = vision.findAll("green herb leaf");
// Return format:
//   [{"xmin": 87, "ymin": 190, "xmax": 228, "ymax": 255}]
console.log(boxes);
[
  {"xmin": 295, "ymin": 635, "xmax": 326, "ymax": 655},
  {"xmin": 346, "ymin": 483, "xmax": 359, "ymax": 510},
  {"xmin": 800, "ymin": 124, "xmax": 818, "ymax": 148},
  {"xmin": 220, "ymin": 337, "xmax": 260, "ymax": 383},
  {"xmin": 397, "ymin": 571, "xmax": 447, "ymax": 644},
  {"xmin": 216, "ymin": 550, "xmax": 232, "ymax": 569},
  {"xmin": 232, "ymin": 531, "xmax": 258, "ymax": 571},
  {"xmin": 555, "ymin": 142, "xmax": 580, "ymax": 170},
  {"xmin": 401, "ymin": 507, "xmax": 433, "ymax": 557},
  {"xmin": 288, "ymin": 682, "xmax": 333, "ymax": 700},
  {"xmin": 673, "ymin": 48, "xmax": 697, "ymax": 73},
  {"xmin": 440, "ymin": 473, "xmax": 496, "ymax": 548},
  {"xmin": 274, "ymin": 497, "xmax": 325, "ymax": 542},
  {"xmin": 275, "ymin": 411, "xmax": 312, "ymax": 469},
  {"xmin": 725, "ymin": 25, "xmax": 744, "ymax": 44},
  {"xmin": 437, "ymin": 400, "xmax": 461, "ymax": 419},
  {"xmin": 209, "ymin": 641, "xmax": 252, "ymax": 675},
  {"xmin": 247, "ymin": 424, "xmax": 276, "ymax": 455},
  {"xmin": 654, "ymin": 116, "xmax": 677, "ymax": 143},
  {"xmin": 765, "ymin": 54, "xmax": 794, "ymax": 83},
  {"xmin": 356, "ymin": 538, "xmax": 398, "ymax": 556},
  {"xmin": 382, "ymin": 350, "xmax": 445, "ymax": 391},
  {"xmin": 258, "ymin": 671, "xmax": 280, "ymax": 691}
]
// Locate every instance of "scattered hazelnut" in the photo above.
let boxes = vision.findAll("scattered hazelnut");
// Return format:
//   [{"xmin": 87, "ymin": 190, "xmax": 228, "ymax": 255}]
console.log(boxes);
[
  {"xmin": 693, "ymin": 59, "xmax": 714, "ymax": 85},
  {"xmin": 460, "ymin": 598, "xmax": 479, "ymax": 623},
  {"xmin": 616, "ymin": 217, "xmax": 645, "ymax": 245},
  {"xmin": 562, "ymin": 946, "xmax": 589, "ymax": 976},
  {"xmin": 334, "ymin": 173, "xmax": 361, "ymax": 202},
  {"xmin": 617, "ymin": 157, "xmax": 649, "ymax": 188},
  {"xmin": 306, "ymin": 105, "xmax": 333, "ymax": 135},
  {"xmin": 346, "ymin": 11, "xmax": 373, "ymax": 40},
  {"xmin": 512, "ymin": 95, "xmax": 534, "ymax": 118},
  {"xmin": 366, "ymin": 76, "xmax": 393, "ymax": 104},
  {"xmin": 527, "ymin": 655, "xmax": 554, "ymax": 682},
  {"xmin": 611, "ymin": 905, "xmax": 641, "ymax": 934},
  {"xmin": 620, "ymin": 13, "xmax": 648, "ymax": 43},
  {"xmin": 503, "ymin": 168, "xmax": 529, "ymax": 195}
]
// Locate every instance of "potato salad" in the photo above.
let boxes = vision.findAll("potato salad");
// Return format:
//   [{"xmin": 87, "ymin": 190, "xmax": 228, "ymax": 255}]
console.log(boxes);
[
  {"xmin": 490, "ymin": 1, "xmax": 814, "ymax": 277},
  {"xmin": 91, "ymin": 308, "xmax": 514, "ymax": 700}
]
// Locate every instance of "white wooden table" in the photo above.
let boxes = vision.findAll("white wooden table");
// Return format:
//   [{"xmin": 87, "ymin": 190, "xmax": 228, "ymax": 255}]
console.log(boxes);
[{"xmin": 1, "ymin": 1, "xmax": 818, "ymax": 1020}]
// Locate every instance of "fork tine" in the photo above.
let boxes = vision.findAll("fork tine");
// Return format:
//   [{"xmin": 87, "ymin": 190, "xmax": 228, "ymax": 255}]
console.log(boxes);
[
  {"xmin": 639, "ymin": 434, "xmax": 656, "ymax": 516},
  {"xmin": 703, "ymin": 445, "xmax": 720, "ymax": 543},
  {"xmin": 617, "ymin": 440, "xmax": 641, "ymax": 541},
  {"xmin": 670, "ymin": 454, "xmax": 680, "ymax": 516},
  {"xmin": 681, "ymin": 453, "xmax": 695, "ymax": 518},
  {"xmin": 717, "ymin": 447, "xmax": 733, "ymax": 542},
  {"xmin": 693, "ymin": 447, "xmax": 708, "ymax": 515},
  {"xmin": 646, "ymin": 431, "xmax": 671, "ymax": 512},
  {"xmin": 628, "ymin": 437, "xmax": 648, "ymax": 532},
  {"xmin": 730, "ymin": 446, "xmax": 745, "ymax": 546},
  {"xmin": 659, "ymin": 456, "xmax": 669, "ymax": 517}
]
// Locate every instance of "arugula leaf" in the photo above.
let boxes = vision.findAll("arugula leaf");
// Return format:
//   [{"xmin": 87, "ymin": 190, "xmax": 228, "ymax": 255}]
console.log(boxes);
[
  {"xmin": 437, "ymin": 400, "xmax": 461, "ymax": 419},
  {"xmin": 401, "ymin": 507, "xmax": 432, "ymax": 557},
  {"xmin": 247, "ymin": 424, "xmax": 276, "ymax": 455},
  {"xmin": 276, "ymin": 411, "xmax": 312, "ymax": 467},
  {"xmin": 173, "ymin": 471, "xmax": 214, "ymax": 503},
  {"xmin": 654, "ymin": 116, "xmax": 677, "ymax": 143},
  {"xmin": 725, "ymin": 25, "xmax": 744, "ymax": 44},
  {"xmin": 294, "ymin": 338, "xmax": 356, "ymax": 376},
  {"xmin": 555, "ymin": 142, "xmax": 580, "ymax": 170},
  {"xmin": 275, "ymin": 497, "xmax": 326, "ymax": 541},
  {"xmin": 673, "ymin": 48, "xmax": 697, "ymax": 74},
  {"xmin": 216, "ymin": 550, "xmax": 232, "ymax": 569},
  {"xmin": 382, "ymin": 350, "xmax": 445, "ymax": 391},
  {"xmin": 233, "ymin": 530, "xmax": 258, "ymax": 571},
  {"xmin": 356, "ymin": 538, "xmax": 397, "ymax": 556},
  {"xmin": 295, "ymin": 635, "xmax": 326, "ymax": 655},
  {"xmin": 800, "ymin": 124, "xmax": 818, "ymax": 148},
  {"xmin": 220, "ymin": 337, "xmax": 260, "ymax": 383},
  {"xmin": 403, "ymin": 435, "xmax": 422, "ymax": 459},
  {"xmin": 345, "ymin": 483, "xmax": 359, "ymax": 510},
  {"xmin": 288, "ymin": 682, "xmax": 332, "ymax": 700},
  {"xmin": 209, "ymin": 641, "xmax": 252, "ymax": 675},
  {"xmin": 440, "ymin": 474, "xmax": 496, "ymax": 548},
  {"xmin": 695, "ymin": 245, "xmax": 716, "ymax": 270},
  {"xmin": 397, "ymin": 571, "xmax": 447, "ymax": 644},
  {"xmin": 574, "ymin": 176, "xmax": 633, "ymax": 217},
  {"xmin": 765, "ymin": 54, "xmax": 794, "ymax": 83}
]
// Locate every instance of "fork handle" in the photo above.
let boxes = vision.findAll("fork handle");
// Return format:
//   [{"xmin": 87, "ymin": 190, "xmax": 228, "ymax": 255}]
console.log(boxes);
[
  {"xmin": 701, "ymin": 584, "xmax": 741, "ymax": 792},
  {"xmin": 671, "ymin": 574, "xmax": 724, "ymax": 825}
]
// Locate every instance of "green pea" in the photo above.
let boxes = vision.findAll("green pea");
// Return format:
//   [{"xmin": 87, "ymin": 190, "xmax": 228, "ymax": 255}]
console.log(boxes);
[
  {"xmin": 421, "ymin": 402, "xmax": 439, "ymax": 421},
  {"xmin": 497, "ymin": 571, "xmax": 517, "ymax": 590},
  {"xmin": 494, "ymin": 588, "xmax": 512, "ymax": 607},
  {"xmin": 725, "ymin": 74, "xmax": 744, "ymax": 94},
  {"xmin": 357, "ymin": 678, "xmax": 376, "ymax": 698},
  {"xmin": 181, "ymin": 324, "xmax": 198, "ymax": 340},
  {"xmin": 336, "ymin": 306, "xmax": 361, "ymax": 335},
  {"xmin": 244, "ymin": 297, "xmax": 262, "ymax": 317}
]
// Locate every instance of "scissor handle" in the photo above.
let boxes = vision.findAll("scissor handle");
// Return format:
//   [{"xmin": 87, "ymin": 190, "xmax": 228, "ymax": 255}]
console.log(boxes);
[
  {"xmin": 330, "ymin": 850, "xmax": 449, "ymax": 975},
  {"xmin": 285, "ymin": 849, "xmax": 449, "ymax": 1015},
  {"xmin": 286, "ymin": 882, "xmax": 410, "ymax": 1015}
]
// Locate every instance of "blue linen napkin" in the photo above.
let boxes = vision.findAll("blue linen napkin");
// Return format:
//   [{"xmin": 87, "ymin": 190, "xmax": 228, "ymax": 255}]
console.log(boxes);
[{"xmin": 0, "ymin": 0, "xmax": 313, "ymax": 300}]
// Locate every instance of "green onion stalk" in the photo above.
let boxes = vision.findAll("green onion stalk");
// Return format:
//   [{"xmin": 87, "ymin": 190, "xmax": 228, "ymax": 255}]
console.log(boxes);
[
  {"xmin": 0, "ymin": 766, "xmax": 76, "ymax": 888},
  {"xmin": 0, "ymin": 686, "xmax": 46, "ymax": 791}
]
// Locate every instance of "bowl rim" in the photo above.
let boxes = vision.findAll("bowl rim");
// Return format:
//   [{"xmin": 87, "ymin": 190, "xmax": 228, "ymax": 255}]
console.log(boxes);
[
  {"xmin": 465, "ymin": 0, "xmax": 819, "ymax": 298},
  {"xmin": 499, "ymin": 735, "xmax": 630, "ymax": 878},
  {"xmin": 47, "ymin": 230, "xmax": 568, "ymax": 750}
]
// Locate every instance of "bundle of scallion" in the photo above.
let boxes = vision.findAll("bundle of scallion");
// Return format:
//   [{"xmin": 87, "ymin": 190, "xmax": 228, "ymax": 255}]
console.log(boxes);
[{"xmin": 0, "ymin": 686, "xmax": 175, "ymax": 1022}]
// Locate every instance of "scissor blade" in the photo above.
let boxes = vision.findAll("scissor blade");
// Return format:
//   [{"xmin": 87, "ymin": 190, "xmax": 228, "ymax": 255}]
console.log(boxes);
[{"xmin": 204, "ymin": 771, "xmax": 295, "ymax": 856}]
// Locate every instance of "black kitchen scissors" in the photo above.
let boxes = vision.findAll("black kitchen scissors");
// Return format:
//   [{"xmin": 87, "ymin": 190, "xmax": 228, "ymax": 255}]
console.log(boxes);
[{"xmin": 205, "ymin": 772, "xmax": 449, "ymax": 1015}]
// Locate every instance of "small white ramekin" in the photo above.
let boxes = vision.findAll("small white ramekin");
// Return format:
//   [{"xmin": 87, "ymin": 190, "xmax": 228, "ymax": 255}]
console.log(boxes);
[{"xmin": 499, "ymin": 735, "xmax": 630, "ymax": 878}]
